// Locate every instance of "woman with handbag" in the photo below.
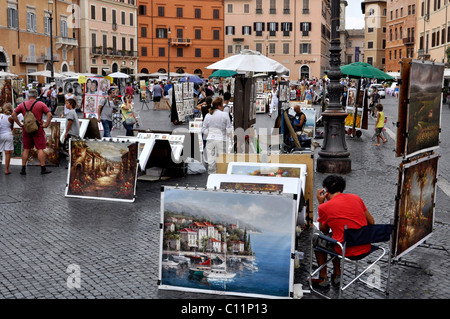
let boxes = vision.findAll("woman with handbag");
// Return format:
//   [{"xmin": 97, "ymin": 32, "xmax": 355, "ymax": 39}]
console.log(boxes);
[{"xmin": 121, "ymin": 94, "xmax": 139, "ymax": 136}]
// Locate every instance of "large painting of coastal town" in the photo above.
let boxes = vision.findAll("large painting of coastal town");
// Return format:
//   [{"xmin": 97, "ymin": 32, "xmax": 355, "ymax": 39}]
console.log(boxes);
[
  {"xmin": 406, "ymin": 61, "xmax": 444, "ymax": 158},
  {"xmin": 159, "ymin": 188, "xmax": 296, "ymax": 298},
  {"xmin": 394, "ymin": 155, "xmax": 438, "ymax": 259},
  {"xmin": 66, "ymin": 140, "xmax": 138, "ymax": 202}
]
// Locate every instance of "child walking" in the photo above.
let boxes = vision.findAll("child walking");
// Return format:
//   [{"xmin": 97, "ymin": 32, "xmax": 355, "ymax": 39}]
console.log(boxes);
[{"xmin": 374, "ymin": 104, "xmax": 387, "ymax": 146}]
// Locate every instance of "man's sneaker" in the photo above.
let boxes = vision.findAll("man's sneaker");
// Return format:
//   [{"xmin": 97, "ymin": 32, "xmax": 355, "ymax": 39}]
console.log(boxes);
[
  {"xmin": 331, "ymin": 273, "xmax": 341, "ymax": 287},
  {"xmin": 311, "ymin": 277, "xmax": 330, "ymax": 290}
]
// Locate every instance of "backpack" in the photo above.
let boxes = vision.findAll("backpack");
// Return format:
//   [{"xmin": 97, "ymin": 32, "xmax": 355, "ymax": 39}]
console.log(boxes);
[{"xmin": 23, "ymin": 101, "xmax": 40, "ymax": 134}]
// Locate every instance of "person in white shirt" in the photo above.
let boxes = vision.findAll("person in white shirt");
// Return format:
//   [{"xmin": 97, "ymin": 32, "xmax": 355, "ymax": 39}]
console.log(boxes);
[
  {"xmin": 201, "ymin": 97, "xmax": 232, "ymax": 174},
  {"xmin": 64, "ymin": 88, "xmax": 75, "ymax": 115},
  {"xmin": 269, "ymin": 84, "xmax": 278, "ymax": 117}
]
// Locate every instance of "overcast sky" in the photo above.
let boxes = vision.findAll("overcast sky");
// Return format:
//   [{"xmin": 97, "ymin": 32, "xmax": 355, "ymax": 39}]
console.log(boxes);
[{"xmin": 346, "ymin": 1, "xmax": 365, "ymax": 30}]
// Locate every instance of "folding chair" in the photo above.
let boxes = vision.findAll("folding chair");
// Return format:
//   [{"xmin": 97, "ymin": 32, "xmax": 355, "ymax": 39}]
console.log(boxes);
[{"xmin": 308, "ymin": 223, "xmax": 394, "ymax": 299}]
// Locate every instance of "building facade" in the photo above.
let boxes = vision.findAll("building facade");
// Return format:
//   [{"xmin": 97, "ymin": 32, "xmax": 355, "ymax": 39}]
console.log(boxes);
[
  {"xmin": 137, "ymin": 0, "xmax": 224, "ymax": 78},
  {"xmin": 0, "ymin": 0, "xmax": 78, "ymax": 83},
  {"xmin": 224, "ymin": 0, "xmax": 332, "ymax": 80},
  {"xmin": 385, "ymin": 0, "xmax": 416, "ymax": 72},
  {"xmin": 79, "ymin": 0, "xmax": 138, "ymax": 76},
  {"xmin": 416, "ymin": 0, "xmax": 450, "ymax": 63},
  {"xmin": 343, "ymin": 29, "xmax": 365, "ymax": 65},
  {"xmin": 361, "ymin": 0, "xmax": 387, "ymax": 70}
]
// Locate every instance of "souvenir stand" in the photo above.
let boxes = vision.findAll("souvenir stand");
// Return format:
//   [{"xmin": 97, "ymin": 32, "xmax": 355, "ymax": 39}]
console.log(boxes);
[
  {"xmin": 171, "ymin": 82, "xmax": 195, "ymax": 124},
  {"xmin": 392, "ymin": 58, "xmax": 447, "ymax": 263}
]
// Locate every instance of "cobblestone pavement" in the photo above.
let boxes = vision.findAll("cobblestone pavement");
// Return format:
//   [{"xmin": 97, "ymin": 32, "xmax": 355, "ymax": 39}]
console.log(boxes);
[{"xmin": 0, "ymin": 93, "xmax": 449, "ymax": 302}]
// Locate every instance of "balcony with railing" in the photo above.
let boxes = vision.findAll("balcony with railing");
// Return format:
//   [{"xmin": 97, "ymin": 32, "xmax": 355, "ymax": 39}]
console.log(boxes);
[
  {"xmin": 403, "ymin": 37, "xmax": 415, "ymax": 45},
  {"xmin": 90, "ymin": 47, "xmax": 138, "ymax": 58},
  {"xmin": 19, "ymin": 55, "xmax": 44, "ymax": 64},
  {"xmin": 56, "ymin": 37, "xmax": 78, "ymax": 50},
  {"xmin": 170, "ymin": 38, "xmax": 192, "ymax": 46}
]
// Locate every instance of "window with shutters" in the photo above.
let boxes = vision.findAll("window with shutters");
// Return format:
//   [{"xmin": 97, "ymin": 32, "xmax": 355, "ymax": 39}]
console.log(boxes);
[
  {"xmin": 300, "ymin": 43, "xmax": 311, "ymax": 54},
  {"xmin": 255, "ymin": 43, "xmax": 262, "ymax": 53},
  {"xmin": 270, "ymin": 0, "xmax": 276, "ymax": 14},
  {"xmin": 129, "ymin": 13, "xmax": 134, "ymax": 26},
  {"xmin": 7, "ymin": 7, "xmax": 19, "ymax": 29},
  {"xmin": 158, "ymin": 7, "xmax": 165, "ymax": 17},
  {"xmin": 177, "ymin": 48, "xmax": 183, "ymax": 57},
  {"xmin": 283, "ymin": 43, "xmax": 289, "ymax": 54},
  {"xmin": 256, "ymin": 0, "xmax": 262, "ymax": 14},
  {"xmin": 195, "ymin": 8, "xmax": 201, "ymax": 19},
  {"xmin": 242, "ymin": 26, "xmax": 252, "ymax": 36},
  {"xmin": 60, "ymin": 19, "xmax": 68, "ymax": 38},
  {"xmin": 156, "ymin": 28, "xmax": 168, "ymax": 38},
  {"xmin": 177, "ymin": 8, "xmax": 183, "ymax": 18},
  {"xmin": 102, "ymin": 7, "xmax": 107, "ymax": 21},
  {"xmin": 121, "ymin": 11, "xmax": 126, "ymax": 25},
  {"xmin": 159, "ymin": 47, "xmax": 165, "ymax": 57},
  {"xmin": 195, "ymin": 29, "xmax": 202, "ymax": 40},
  {"xmin": 301, "ymin": 22, "xmax": 311, "ymax": 36},
  {"xmin": 141, "ymin": 27, "xmax": 147, "ymax": 38},
  {"xmin": 138, "ymin": 5, "xmax": 146, "ymax": 15},
  {"xmin": 213, "ymin": 29, "xmax": 220, "ymax": 40},
  {"xmin": 213, "ymin": 48, "xmax": 220, "ymax": 57},
  {"xmin": 141, "ymin": 47, "xmax": 147, "ymax": 56},
  {"xmin": 195, "ymin": 48, "xmax": 201, "ymax": 57},
  {"xmin": 269, "ymin": 43, "xmax": 275, "ymax": 54},
  {"xmin": 268, "ymin": 22, "xmax": 278, "ymax": 36},
  {"xmin": 91, "ymin": 5, "xmax": 96, "ymax": 20},
  {"xmin": 303, "ymin": 0, "xmax": 310, "ymax": 14},
  {"xmin": 226, "ymin": 26, "xmax": 235, "ymax": 35},
  {"xmin": 281, "ymin": 22, "xmax": 292, "ymax": 36},
  {"xmin": 254, "ymin": 22, "xmax": 264, "ymax": 36},
  {"xmin": 283, "ymin": 0, "xmax": 290, "ymax": 14},
  {"xmin": 27, "ymin": 11, "xmax": 37, "ymax": 32},
  {"xmin": 44, "ymin": 15, "xmax": 50, "ymax": 35}
]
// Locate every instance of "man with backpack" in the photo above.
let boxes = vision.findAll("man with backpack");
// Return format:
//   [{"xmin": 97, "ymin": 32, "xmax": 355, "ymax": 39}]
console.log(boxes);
[{"xmin": 11, "ymin": 89, "xmax": 53, "ymax": 175}]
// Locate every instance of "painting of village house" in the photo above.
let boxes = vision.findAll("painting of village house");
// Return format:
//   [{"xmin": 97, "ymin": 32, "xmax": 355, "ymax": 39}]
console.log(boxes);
[
  {"xmin": 406, "ymin": 61, "xmax": 444, "ymax": 158},
  {"xmin": 28, "ymin": 121, "xmax": 60, "ymax": 166},
  {"xmin": 159, "ymin": 187, "xmax": 296, "ymax": 298},
  {"xmin": 227, "ymin": 162, "xmax": 307, "ymax": 179},
  {"xmin": 393, "ymin": 155, "xmax": 438, "ymax": 259},
  {"xmin": 66, "ymin": 140, "xmax": 138, "ymax": 202}
]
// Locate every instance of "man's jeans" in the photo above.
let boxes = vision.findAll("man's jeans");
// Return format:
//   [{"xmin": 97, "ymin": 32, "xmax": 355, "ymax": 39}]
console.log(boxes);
[{"xmin": 101, "ymin": 119, "xmax": 113, "ymax": 137}]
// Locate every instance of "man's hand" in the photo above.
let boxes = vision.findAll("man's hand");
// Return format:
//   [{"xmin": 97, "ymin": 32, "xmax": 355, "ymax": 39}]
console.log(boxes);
[{"xmin": 316, "ymin": 188, "xmax": 328, "ymax": 204}]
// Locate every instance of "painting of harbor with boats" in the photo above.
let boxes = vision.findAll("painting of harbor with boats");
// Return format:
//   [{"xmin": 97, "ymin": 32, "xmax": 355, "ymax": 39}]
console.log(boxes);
[{"xmin": 159, "ymin": 187, "xmax": 296, "ymax": 298}]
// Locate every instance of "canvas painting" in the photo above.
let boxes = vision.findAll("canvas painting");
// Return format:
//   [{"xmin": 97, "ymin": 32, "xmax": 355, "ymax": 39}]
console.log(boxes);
[
  {"xmin": 102, "ymin": 136, "xmax": 155, "ymax": 171},
  {"xmin": 66, "ymin": 140, "xmax": 138, "ymax": 202},
  {"xmin": 406, "ymin": 61, "xmax": 444, "ymax": 158},
  {"xmin": 159, "ymin": 187, "xmax": 296, "ymax": 298},
  {"xmin": 344, "ymin": 106, "xmax": 363, "ymax": 129},
  {"xmin": 207, "ymin": 174, "xmax": 306, "ymax": 225},
  {"xmin": 28, "ymin": 122, "xmax": 60, "ymax": 166},
  {"xmin": 393, "ymin": 154, "xmax": 438, "ymax": 259},
  {"xmin": 227, "ymin": 162, "xmax": 307, "ymax": 181}
]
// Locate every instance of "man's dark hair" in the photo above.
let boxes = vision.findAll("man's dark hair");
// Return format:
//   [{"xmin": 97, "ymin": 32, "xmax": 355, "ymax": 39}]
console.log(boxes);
[
  {"xmin": 223, "ymin": 92, "xmax": 231, "ymax": 101},
  {"xmin": 322, "ymin": 175, "xmax": 346, "ymax": 194}
]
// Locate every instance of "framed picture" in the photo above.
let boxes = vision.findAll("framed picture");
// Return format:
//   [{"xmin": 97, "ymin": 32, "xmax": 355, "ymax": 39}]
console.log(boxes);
[
  {"xmin": 207, "ymin": 174, "xmax": 306, "ymax": 225},
  {"xmin": 52, "ymin": 118, "xmax": 90, "ymax": 144},
  {"xmin": 102, "ymin": 136, "xmax": 155, "ymax": 171},
  {"xmin": 159, "ymin": 187, "xmax": 296, "ymax": 298},
  {"xmin": 344, "ymin": 106, "xmax": 363, "ymax": 130},
  {"xmin": 65, "ymin": 140, "xmax": 139, "ymax": 202},
  {"xmin": 27, "ymin": 122, "xmax": 60, "ymax": 166},
  {"xmin": 405, "ymin": 60, "xmax": 444, "ymax": 158},
  {"xmin": 227, "ymin": 162, "xmax": 307, "ymax": 182},
  {"xmin": 393, "ymin": 154, "xmax": 439, "ymax": 259}
]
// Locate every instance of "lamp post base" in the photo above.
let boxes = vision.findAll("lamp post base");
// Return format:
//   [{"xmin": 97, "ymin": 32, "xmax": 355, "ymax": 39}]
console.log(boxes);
[{"xmin": 316, "ymin": 157, "xmax": 351, "ymax": 174}]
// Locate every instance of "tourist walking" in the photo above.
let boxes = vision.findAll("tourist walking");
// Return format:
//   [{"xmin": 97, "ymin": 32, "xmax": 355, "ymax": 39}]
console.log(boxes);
[
  {"xmin": 152, "ymin": 82, "xmax": 164, "ymax": 111},
  {"xmin": 121, "ymin": 94, "xmax": 139, "ymax": 136},
  {"xmin": 98, "ymin": 89, "xmax": 117, "ymax": 137},
  {"xmin": 374, "ymin": 104, "xmax": 387, "ymax": 146},
  {"xmin": 63, "ymin": 98, "xmax": 80, "ymax": 153},
  {"xmin": 11, "ymin": 89, "xmax": 53, "ymax": 175},
  {"xmin": 0, "ymin": 103, "xmax": 14, "ymax": 175}
]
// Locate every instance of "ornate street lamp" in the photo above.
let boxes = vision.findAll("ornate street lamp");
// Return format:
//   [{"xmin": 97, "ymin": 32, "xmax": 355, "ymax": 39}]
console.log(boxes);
[
  {"xmin": 316, "ymin": 0, "xmax": 351, "ymax": 174},
  {"xmin": 48, "ymin": 0, "xmax": 55, "ymax": 83}
]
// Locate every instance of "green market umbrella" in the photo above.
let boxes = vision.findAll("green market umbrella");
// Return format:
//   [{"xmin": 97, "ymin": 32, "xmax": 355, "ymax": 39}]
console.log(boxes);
[
  {"xmin": 340, "ymin": 62, "xmax": 394, "ymax": 80},
  {"xmin": 208, "ymin": 70, "xmax": 238, "ymax": 78}
]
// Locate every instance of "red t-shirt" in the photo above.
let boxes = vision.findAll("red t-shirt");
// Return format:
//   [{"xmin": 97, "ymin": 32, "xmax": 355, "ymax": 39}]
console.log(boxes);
[
  {"xmin": 14, "ymin": 100, "xmax": 50, "ymax": 125},
  {"xmin": 125, "ymin": 86, "xmax": 134, "ymax": 96},
  {"xmin": 317, "ymin": 193, "xmax": 371, "ymax": 256}
]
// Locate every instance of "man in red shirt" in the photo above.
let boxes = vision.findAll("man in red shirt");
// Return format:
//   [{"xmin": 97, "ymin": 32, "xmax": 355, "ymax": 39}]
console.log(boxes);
[
  {"xmin": 11, "ymin": 89, "xmax": 53, "ymax": 175},
  {"xmin": 312, "ymin": 175, "xmax": 375, "ymax": 289},
  {"xmin": 125, "ymin": 82, "xmax": 134, "ymax": 99}
]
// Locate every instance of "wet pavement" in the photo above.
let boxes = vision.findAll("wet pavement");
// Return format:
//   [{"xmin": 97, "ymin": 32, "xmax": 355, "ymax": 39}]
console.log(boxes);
[{"xmin": 1, "ymin": 92, "xmax": 450, "ymax": 303}]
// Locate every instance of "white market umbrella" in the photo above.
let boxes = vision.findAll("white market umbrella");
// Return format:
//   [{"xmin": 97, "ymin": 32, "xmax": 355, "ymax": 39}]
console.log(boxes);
[
  {"xmin": 0, "ymin": 71, "xmax": 19, "ymax": 78},
  {"xmin": 206, "ymin": 49, "xmax": 289, "ymax": 75},
  {"xmin": 28, "ymin": 70, "xmax": 65, "ymax": 78},
  {"xmin": 107, "ymin": 72, "xmax": 130, "ymax": 79}
]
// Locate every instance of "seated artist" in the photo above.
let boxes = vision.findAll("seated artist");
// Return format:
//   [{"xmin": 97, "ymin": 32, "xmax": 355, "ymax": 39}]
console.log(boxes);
[
  {"xmin": 312, "ymin": 175, "xmax": 375, "ymax": 289},
  {"xmin": 293, "ymin": 105, "xmax": 306, "ymax": 134}
]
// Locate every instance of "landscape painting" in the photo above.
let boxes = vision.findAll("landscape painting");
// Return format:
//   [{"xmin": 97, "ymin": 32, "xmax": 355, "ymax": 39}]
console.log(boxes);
[
  {"xmin": 394, "ymin": 155, "xmax": 438, "ymax": 259},
  {"xmin": 159, "ymin": 187, "xmax": 296, "ymax": 298},
  {"xmin": 227, "ymin": 162, "xmax": 307, "ymax": 180},
  {"xmin": 406, "ymin": 61, "xmax": 444, "ymax": 158},
  {"xmin": 28, "ymin": 122, "xmax": 60, "ymax": 166},
  {"xmin": 66, "ymin": 140, "xmax": 138, "ymax": 202}
]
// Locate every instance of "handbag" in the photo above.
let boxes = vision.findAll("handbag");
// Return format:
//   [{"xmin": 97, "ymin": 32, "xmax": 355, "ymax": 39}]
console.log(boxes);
[{"xmin": 125, "ymin": 117, "xmax": 136, "ymax": 125}]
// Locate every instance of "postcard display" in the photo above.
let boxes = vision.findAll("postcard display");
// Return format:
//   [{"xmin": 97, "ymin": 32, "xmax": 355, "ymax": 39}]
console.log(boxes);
[
  {"xmin": 83, "ymin": 76, "xmax": 111, "ymax": 131},
  {"xmin": 65, "ymin": 139, "xmax": 139, "ymax": 202},
  {"xmin": 255, "ymin": 81, "xmax": 266, "ymax": 113},
  {"xmin": 392, "ymin": 60, "xmax": 444, "ymax": 259},
  {"xmin": 278, "ymin": 81, "xmax": 290, "ymax": 113},
  {"xmin": 174, "ymin": 83, "xmax": 195, "ymax": 123},
  {"xmin": 159, "ymin": 186, "xmax": 296, "ymax": 298}
]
